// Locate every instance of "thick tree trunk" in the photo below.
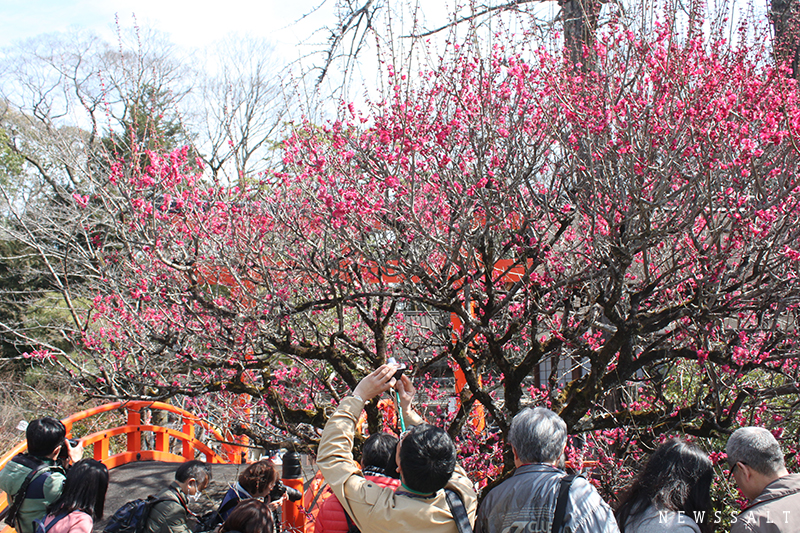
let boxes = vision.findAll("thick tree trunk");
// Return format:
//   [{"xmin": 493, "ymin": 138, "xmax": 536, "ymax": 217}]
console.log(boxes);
[
  {"xmin": 560, "ymin": 0, "xmax": 601, "ymax": 70},
  {"xmin": 771, "ymin": 0, "xmax": 800, "ymax": 79}
]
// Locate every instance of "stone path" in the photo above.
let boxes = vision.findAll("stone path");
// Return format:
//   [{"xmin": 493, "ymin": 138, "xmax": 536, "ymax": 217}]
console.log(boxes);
[{"xmin": 97, "ymin": 461, "xmax": 251, "ymax": 532}]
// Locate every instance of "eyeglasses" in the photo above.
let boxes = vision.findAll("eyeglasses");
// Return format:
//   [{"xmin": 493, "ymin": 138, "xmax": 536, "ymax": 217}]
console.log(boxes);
[{"xmin": 728, "ymin": 462, "xmax": 744, "ymax": 482}]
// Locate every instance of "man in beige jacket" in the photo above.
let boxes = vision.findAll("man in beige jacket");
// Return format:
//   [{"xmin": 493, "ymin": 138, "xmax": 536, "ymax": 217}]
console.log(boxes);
[
  {"xmin": 317, "ymin": 364, "xmax": 477, "ymax": 533},
  {"xmin": 727, "ymin": 427, "xmax": 800, "ymax": 532}
]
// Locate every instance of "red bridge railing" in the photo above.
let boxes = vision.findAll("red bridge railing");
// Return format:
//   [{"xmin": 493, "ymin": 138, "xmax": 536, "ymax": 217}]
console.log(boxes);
[{"xmin": 0, "ymin": 401, "xmax": 247, "ymax": 533}]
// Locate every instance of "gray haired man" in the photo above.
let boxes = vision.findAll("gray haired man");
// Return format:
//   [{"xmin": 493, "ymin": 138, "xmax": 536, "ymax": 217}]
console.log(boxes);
[
  {"xmin": 727, "ymin": 427, "xmax": 800, "ymax": 532},
  {"xmin": 475, "ymin": 408, "xmax": 618, "ymax": 533}
]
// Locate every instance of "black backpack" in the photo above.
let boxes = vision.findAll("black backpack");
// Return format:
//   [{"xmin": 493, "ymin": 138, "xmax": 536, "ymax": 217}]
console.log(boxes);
[
  {"xmin": 193, "ymin": 497, "xmax": 239, "ymax": 533},
  {"xmin": 1, "ymin": 455, "xmax": 58, "ymax": 531},
  {"xmin": 103, "ymin": 496, "xmax": 169, "ymax": 533}
]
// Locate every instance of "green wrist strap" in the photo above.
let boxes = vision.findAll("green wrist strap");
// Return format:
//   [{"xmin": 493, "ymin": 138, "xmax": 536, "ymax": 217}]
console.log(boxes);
[{"xmin": 395, "ymin": 389, "xmax": 406, "ymax": 432}]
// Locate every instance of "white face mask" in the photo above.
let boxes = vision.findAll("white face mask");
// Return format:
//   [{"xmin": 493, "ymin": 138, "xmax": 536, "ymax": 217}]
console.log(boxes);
[{"xmin": 188, "ymin": 481, "xmax": 202, "ymax": 502}]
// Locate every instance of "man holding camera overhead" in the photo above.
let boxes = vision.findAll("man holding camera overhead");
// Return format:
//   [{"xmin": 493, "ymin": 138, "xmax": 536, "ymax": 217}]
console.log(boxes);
[
  {"xmin": 317, "ymin": 364, "xmax": 477, "ymax": 533},
  {"xmin": 0, "ymin": 417, "xmax": 83, "ymax": 533}
]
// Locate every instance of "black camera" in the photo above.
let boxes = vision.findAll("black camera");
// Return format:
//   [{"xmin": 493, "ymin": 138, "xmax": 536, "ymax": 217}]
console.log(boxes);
[
  {"xmin": 269, "ymin": 480, "xmax": 302, "ymax": 502},
  {"xmin": 391, "ymin": 364, "xmax": 407, "ymax": 381},
  {"xmin": 56, "ymin": 438, "xmax": 79, "ymax": 463}
]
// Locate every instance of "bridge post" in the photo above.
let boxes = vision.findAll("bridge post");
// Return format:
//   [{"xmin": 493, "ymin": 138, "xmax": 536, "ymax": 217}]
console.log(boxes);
[
  {"xmin": 182, "ymin": 417, "xmax": 195, "ymax": 460},
  {"xmin": 127, "ymin": 408, "xmax": 141, "ymax": 453},
  {"xmin": 94, "ymin": 433, "xmax": 110, "ymax": 461},
  {"xmin": 281, "ymin": 451, "xmax": 305, "ymax": 533},
  {"xmin": 155, "ymin": 426, "xmax": 169, "ymax": 452}
]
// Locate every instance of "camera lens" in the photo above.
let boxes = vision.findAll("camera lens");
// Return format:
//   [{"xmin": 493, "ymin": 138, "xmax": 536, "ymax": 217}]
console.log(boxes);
[{"xmin": 285, "ymin": 486, "xmax": 303, "ymax": 502}]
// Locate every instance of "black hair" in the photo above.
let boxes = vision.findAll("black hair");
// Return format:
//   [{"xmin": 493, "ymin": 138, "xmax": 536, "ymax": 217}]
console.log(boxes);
[
  {"xmin": 26, "ymin": 417, "xmax": 66, "ymax": 457},
  {"xmin": 362, "ymin": 432, "xmax": 400, "ymax": 479},
  {"xmin": 47, "ymin": 459, "xmax": 109, "ymax": 520},
  {"xmin": 398, "ymin": 424, "xmax": 456, "ymax": 494},
  {"xmin": 221, "ymin": 499, "xmax": 273, "ymax": 533},
  {"xmin": 615, "ymin": 439, "xmax": 714, "ymax": 533},
  {"xmin": 175, "ymin": 460, "xmax": 211, "ymax": 485}
]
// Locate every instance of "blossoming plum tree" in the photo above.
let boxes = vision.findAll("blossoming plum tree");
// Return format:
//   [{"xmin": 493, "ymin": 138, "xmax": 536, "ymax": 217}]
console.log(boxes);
[{"xmin": 5, "ymin": 2, "xmax": 800, "ymax": 497}]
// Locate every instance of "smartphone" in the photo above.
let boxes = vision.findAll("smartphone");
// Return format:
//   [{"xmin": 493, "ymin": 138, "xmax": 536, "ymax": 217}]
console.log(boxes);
[
  {"xmin": 387, "ymin": 357, "xmax": 406, "ymax": 380},
  {"xmin": 392, "ymin": 364, "xmax": 407, "ymax": 381}
]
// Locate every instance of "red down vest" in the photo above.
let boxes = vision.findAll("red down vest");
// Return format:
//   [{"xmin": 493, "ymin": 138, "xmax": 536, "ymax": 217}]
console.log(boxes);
[{"xmin": 313, "ymin": 474, "xmax": 401, "ymax": 533}]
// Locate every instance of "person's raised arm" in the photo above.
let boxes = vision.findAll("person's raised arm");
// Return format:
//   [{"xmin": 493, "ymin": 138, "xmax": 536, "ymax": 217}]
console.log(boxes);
[
  {"xmin": 395, "ymin": 374, "xmax": 425, "ymax": 427},
  {"xmin": 317, "ymin": 365, "xmax": 400, "ymax": 528},
  {"xmin": 318, "ymin": 365, "xmax": 399, "ymax": 483},
  {"xmin": 352, "ymin": 365, "xmax": 399, "ymax": 403},
  {"xmin": 396, "ymin": 375, "xmax": 478, "ymax": 521}
]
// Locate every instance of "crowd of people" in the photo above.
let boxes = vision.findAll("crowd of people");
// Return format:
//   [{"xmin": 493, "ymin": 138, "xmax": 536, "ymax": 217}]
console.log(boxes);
[
  {"xmin": 1, "ymin": 364, "xmax": 799, "ymax": 533},
  {"xmin": 316, "ymin": 364, "xmax": 800, "ymax": 533},
  {"xmin": 0, "ymin": 421, "xmax": 278, "ymax": 533}
]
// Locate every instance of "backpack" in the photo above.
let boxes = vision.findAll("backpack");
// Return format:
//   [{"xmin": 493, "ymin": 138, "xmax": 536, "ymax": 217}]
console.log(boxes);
[
  {"xmin": 33, "ymin": 513, "xmax": 68, "ymax": 533},
  {"xmin": 192, "ymin": 496, "xmax": 239, "ymax": 533},
  {"xmin": 192, "ymin": 511, "xmax": 222, "ymax": 533},
  {"xmin": 103, "ymin": 496, "xmax": 169, "ymax": 533},
  {"xmin": 1, "ymin": 455, "xmax": 57, "ymax": 530}
]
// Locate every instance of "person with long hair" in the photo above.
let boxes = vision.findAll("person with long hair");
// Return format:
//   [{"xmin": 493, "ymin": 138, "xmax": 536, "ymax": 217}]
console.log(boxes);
[
  {"xmin": 615, "ymin": 439, "xmax": 713, "ymax": 533},
  {"xmin": 39, "ymin": 459, "xmax": 109, "ymax": 533},
  {"xmin": 220, "ymin": 499, "xmax": 273, "ymax": 533}
]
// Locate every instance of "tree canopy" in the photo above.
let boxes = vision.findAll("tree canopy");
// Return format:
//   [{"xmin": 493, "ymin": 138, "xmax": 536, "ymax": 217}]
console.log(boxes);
[{"xmin": 1, "ymin": 0, "xmax": 800, "ymax": 503}]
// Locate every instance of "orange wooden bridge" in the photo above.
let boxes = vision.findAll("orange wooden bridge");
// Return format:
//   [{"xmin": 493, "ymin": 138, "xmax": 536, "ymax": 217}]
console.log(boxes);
[
  {"xmin": 0, "ymin": 398, "xmax": 599, "ymax": 533},
  {"xmin": 0, "ymin": 401, "xmax": 310, "ymax": 533}
]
